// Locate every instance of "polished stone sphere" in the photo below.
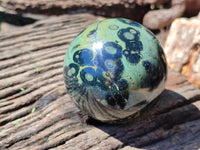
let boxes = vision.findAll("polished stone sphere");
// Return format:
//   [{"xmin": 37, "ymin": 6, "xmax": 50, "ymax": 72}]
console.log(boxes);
[{"xmin": 63, "ymin": 18, "xmax": 167, "ymax": 123}]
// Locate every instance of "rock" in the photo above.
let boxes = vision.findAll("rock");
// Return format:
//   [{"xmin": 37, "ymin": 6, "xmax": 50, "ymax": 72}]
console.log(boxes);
[
  {"xmin": 143, "ymin": 0, "xmax": 200, "ymax": 30},
  {"xmin": 143, "ymin": 0, "xmax": 185, "ymax": 29},
  {"xmin": 164, "ymin": 16, "xmax": 200, "ymax": 88}
]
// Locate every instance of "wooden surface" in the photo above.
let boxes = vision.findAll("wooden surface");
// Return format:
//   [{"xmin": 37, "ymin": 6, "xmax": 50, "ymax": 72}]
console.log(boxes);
[
  {"xmin": 0, "ymin": 13, "xmax": 200, "ymax": 150},
  {"xmin": 1, "ymin": 0, "xmax": 200, "ymax": 30},
  {"xmin": 0, "ymin": 0, "xmax": 149, "ymax": 22}
]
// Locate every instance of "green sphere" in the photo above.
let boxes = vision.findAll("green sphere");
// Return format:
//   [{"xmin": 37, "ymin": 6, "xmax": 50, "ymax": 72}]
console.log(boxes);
[{"xmin": 63, "ymin": 18, "xmax": 167, "ymax": 123}]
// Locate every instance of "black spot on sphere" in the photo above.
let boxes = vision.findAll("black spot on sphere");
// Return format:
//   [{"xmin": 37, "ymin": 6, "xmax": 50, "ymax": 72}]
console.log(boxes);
[
  {"xmin": 118, "ymin": 27, "xmax": 143, "ymax": 65},
  {"xmin": 123, "ymin": 51, "xmax": 141, "ymax": 65},
  {"xmin": 73, "ymin": 49, "xmax": 94, "ymax": 66},
  {"xmin": 129, "ymin": 22, "xmax": 141, "ymax": 28},
  {"xmin": 106, "ymin": 94, "xmax": 116, "ymax": 106},
  {"xmin": 80, "ymin": 67, "xmax": 97, "ymax": 85},
  {"xmin": 102, "ymin": 42, "xmax": 122, "ymax": 59},
  {"xmin": 106, "ymin": 91, "xmax": 127, "ymax": 109},
  {"xmin": 126, "ymin": 41, "xmax": 143, "ymax": 52},
  {"xmin": 142, "ymin": 60, "xmax": 165, "ymax": 91},
  {"xmin": 64, "ymin": 63, "xmax": 79, "ymax": 78},
  {"xmin": 118, "ymin": 79, "xmax": 129, "ymax": 101},
  {"xmin": 114, "ymin": 93, "xmax": 126, "ymax": 109},
  {"xmin": 94, "ymin": 54, "xmax": 106, "ymax": 70},
  {"xmin": 118, "ymin": 79, "xmax": 128, "ymax": 90},
  {"xmin": 143, "ymin": 61, "xmax": 153, "ymax": 73},
  {"xmin": 117, "ymin": 27, "xmax": 139, "ymax": 43},
  {"xmin": 63, "ymin": 64, "xmax": 80, "ymax": 92},
  {"xmin": 113, "ymin": 59, "xmax": 124, "ymax": 81},
  {"xmin": 122, "ymin": 90, "xmax": 129, "ymax": 100},
  {"xmin": 118, "ymin": 18, "xmax": 132, "ymax": 24},
  {"xmin": 104, "ymin": 59, "xmax": 116, "ymax": 72},
  {"xmin": 94, "ymin": 54, "xmax": 124, "ymax": 81}
]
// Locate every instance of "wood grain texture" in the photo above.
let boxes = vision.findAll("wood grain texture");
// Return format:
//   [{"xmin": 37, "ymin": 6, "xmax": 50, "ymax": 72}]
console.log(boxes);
[
  {"xmin": 0, "ymin": 13, "xmax": 200, "ymax": 150},
  {"xmin": 1, "ymin": 0, "xmax": 199, "ymax": 30},
  {"xmin": 0, "ymin": 0, "xmax": 149, "ymax": 22}
]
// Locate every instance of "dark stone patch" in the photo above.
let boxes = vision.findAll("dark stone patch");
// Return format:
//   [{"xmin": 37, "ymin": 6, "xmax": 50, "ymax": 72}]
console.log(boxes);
[
  {"xmin": 118, "ymin": 79, "xmax": 128, "ymax": 90},
  {"xmin": 106, "ymin": 94, "xmax": 116, "ymax": 106},
  {"xmin": 118, "ymin": 79, "xmax": 129, "ymax": 101},
  {"xmin": 142, "ymin": 61, "xmax": 153, "ymax": 73},
  {"xmin": 64, "ymin": 63, "xmax": 79, "ymax": 78},
  {"xmin": 73, "ymin": 49, "xmax": 94, "ymax": 66},
  {"xmin": 129, "ymin": 22, "xmax": 141, "ymax": 28},
  {"xmin": 142, "ymin": 60, "xmax": 165, "ymax": 91},
  {"xmin": 126, "ymin": 41, "xmax": 143, "ymax": 52},
  {"xmin": 112, "ymin": 59, "xmax": 124, "ymax": 82},
  {"xmin": 114, "ymin": 93, "xmax": 126, "ymax": 109},
  {"xmin": 117, "ymin": 27, "xmax": 139, "ymax": 43},
  {"xmin": 102, "ymin": 42, "xmax": 122, "ymax": 59},
  {"xmin": 118, "ymin": 27, "xmax": 143, "ymax": 65},
  {"xmin": 80, "ymin": 67, "xmax": 97, "ymax": 85},
  {"xmin": 123, "ymin": 51, "xmax": 141, "ymax": 64}
]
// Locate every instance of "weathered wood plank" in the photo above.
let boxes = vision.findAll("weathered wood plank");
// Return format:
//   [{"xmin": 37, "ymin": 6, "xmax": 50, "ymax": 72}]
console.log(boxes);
[
  {"xmin": 0, "ymin": 13, "xmax": 200, "ymax": 150},
  {"xmin": 1, "ymin": 0, "xmax": 200, "ymax": 31}
]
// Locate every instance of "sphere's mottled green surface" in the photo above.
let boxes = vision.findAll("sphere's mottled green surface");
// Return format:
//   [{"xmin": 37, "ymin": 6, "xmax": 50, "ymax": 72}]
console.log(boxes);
[{"xmin": 63, "ymin": 18, "xmax": 167, "ymax": 123}]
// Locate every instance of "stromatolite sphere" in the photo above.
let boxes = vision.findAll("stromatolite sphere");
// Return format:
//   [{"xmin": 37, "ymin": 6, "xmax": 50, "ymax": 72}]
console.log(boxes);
[{"xmin": 63, "ymin": 18, "xmax": 167, "ymax": 123}]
